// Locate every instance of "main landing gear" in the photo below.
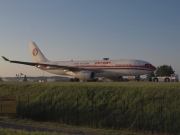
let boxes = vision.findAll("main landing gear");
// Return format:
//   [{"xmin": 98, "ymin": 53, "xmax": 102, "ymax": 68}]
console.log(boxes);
[
  {"xmin": 135, "ymin": 75, "xmax": 140, "ymax": 81},
  {"xmin": 70, "ymin": 78, "xmax": 80, "ymax": 82},
  {"xmin": 69, "ymin": 78, "xmax": 98, "ymax": 82}
]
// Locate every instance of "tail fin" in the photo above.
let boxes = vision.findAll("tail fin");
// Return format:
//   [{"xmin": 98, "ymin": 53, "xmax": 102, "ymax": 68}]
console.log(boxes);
[{"xmin": 29, "ymin": 42, "xmax": 49, "ymax": 62}]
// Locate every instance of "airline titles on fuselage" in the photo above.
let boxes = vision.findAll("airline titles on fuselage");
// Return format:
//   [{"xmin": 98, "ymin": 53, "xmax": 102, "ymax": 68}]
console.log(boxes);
[
  {"xmin": 74, "ymin": 63, "xmax": 89, "ymax": 65},
  {"xmin": 73, "ymin": 62, "xmax": 111, "ymax": 66}
]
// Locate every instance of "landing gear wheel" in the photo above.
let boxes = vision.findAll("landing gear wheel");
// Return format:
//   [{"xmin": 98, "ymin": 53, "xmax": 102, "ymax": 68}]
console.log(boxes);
[
  {"xmin": 164, "ymin": 78, "xmax": 170, "ymax": 82},
  {"xmin": 153, "ymin": 78, "xmax": 158, "ymax": 82},
  {"xmin": 75, "ymin": 79, "xmax": 80, "ymax": 82},
  {"xmin": 135, "ymin": 75, "xmax": 140, "ymax": 81},
  {"xmin": 70, "ymin": 78, "xmax": 79, "ymax": 82}
]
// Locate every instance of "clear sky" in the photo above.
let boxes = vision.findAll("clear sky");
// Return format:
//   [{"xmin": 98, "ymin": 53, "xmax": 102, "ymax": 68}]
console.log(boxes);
[{"xmin": 0, "ymin": 0, "xmax": 180, "ymax": 77}]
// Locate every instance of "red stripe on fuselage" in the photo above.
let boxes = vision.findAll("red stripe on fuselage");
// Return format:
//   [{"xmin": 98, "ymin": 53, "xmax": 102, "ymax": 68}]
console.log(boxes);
[{"xmin": 36, "ymin": 65, "xmax": 156, "ymax": 71}]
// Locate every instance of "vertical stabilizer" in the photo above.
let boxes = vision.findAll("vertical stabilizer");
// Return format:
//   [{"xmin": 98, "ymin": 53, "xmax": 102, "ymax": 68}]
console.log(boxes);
[{"xmin": 29, "ymin": 42, "xmax": 49, "ymax": 62}]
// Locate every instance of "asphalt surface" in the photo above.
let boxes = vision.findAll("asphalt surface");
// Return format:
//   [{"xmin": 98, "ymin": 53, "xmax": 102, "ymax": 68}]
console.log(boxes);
[{"xmin": 0, "ymin": 121, "xmax": 89, "ymax": 135}]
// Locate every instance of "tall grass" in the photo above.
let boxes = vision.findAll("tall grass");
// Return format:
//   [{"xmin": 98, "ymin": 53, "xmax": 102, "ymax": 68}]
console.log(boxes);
[{"xmin": 0, "ymin": 82, "xmax": 180, "ymax": 134}]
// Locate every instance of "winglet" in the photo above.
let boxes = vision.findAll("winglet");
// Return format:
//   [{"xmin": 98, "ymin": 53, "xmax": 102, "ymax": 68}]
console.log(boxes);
[{"xmin": 2, "ymin": 56, "xmax": 10, "ymax": 61}]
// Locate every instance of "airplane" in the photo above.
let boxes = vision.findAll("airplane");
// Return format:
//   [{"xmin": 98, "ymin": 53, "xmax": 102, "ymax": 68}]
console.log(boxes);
[{"xmin": 2, "ymin": 42, "xmax": 156, "ymax": 82}]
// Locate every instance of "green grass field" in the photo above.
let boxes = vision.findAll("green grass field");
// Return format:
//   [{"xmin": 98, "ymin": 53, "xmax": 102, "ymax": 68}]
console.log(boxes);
[{"xmin": 0, "ymin": 82, "xmax": 180, "ymax": 134}]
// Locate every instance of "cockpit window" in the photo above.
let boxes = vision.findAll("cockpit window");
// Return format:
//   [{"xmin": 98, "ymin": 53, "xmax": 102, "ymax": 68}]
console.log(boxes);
[{"xmin": 145, "ymin": 64, "xmax": 152, "ymax": 66}]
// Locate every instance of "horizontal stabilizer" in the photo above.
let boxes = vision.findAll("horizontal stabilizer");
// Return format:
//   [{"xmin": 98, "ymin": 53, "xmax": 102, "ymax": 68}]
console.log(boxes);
[{"xmin": 2, "ymin": 56, "xmax": 10, "ymax": 61}]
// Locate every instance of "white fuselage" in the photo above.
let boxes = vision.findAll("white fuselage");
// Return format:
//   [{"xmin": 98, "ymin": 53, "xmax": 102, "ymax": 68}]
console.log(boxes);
[{"xmin": 37, "ymin": 59, "xmax": 156, "ymax": 78}]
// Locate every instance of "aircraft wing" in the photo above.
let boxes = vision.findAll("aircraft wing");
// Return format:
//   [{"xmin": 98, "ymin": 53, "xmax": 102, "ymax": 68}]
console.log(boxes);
[{"xmin": 2, "ymin": 56, "xmax": 103, "ymax": 73}]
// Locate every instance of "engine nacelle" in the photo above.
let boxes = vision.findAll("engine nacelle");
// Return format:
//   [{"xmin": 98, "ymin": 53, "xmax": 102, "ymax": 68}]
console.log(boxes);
[{"xmin": 74, "ymin": 71, "xmax": 95, "ymax": 80}]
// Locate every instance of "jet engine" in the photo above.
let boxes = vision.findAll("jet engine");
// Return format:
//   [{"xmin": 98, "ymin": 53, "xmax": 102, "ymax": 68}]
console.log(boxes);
[{"xmin": 74, "ymin": 71, "xmax": 95, "ymax": 80}]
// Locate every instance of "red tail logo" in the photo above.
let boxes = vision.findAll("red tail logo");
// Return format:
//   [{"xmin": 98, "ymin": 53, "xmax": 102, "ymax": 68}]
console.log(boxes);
[{"xmin": 32, "ymin": 48, "xmax": 38, "ymax": 56}]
